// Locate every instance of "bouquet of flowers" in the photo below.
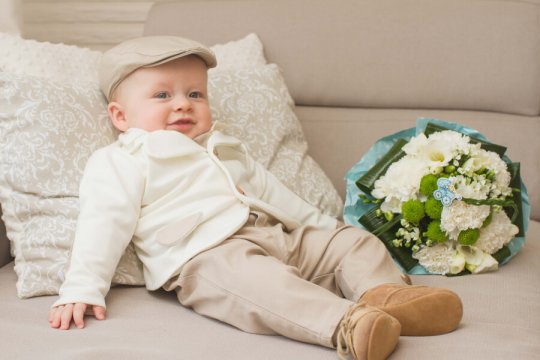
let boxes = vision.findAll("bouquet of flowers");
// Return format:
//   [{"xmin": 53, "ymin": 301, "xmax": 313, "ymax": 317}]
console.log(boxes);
[{"xmin": 344, "ymin": 118, "xmax": 529, "ymax": 275}]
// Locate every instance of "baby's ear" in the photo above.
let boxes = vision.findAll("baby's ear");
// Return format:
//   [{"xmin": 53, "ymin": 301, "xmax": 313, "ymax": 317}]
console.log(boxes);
[{"xmin": 107, "ymin": 101, "xmax": 129, "ymax": 132}]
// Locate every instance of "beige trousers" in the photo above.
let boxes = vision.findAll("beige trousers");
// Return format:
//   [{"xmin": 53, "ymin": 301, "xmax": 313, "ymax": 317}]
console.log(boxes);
[{"xmin": 165, "ymin": 213, "xmax": 405, "ymax": 348}]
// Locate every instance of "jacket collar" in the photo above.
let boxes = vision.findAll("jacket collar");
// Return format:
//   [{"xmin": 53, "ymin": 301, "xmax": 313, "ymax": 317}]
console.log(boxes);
[
  {"xmin": 207, "ymin": 131, "xmax": 243, "ymax": 149},
  {"xmin": 117, "ymin": 128, "xmax": 147, "ymax": 154},
  {"xmin": 146, "ymin": 130, "xmax": 204, "ymax": 159},
  {"xmin": 193, "ymin": 121, "xmax": 228, "ymax": 147},
  {"xmin": 117, "ymin": 122, "xmax": 242, "ymax": 159}
]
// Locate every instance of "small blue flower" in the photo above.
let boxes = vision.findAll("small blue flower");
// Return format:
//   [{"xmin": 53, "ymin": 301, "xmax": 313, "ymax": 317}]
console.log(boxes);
[{"xmin": 433, "ymin": 178, "xmax": 462, "ymax": 207}]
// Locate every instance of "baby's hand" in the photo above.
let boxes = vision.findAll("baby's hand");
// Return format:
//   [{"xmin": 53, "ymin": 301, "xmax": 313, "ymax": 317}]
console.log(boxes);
[{"xmin": 49, "ymin": 303, "xmax": 106, "ymax": 330}]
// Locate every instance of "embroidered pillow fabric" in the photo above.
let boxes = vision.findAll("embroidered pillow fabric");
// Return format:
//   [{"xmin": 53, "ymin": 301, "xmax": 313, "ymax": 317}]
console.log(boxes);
[
  {"xmin": 209, "ymin": 33, "xmax": 266, "ymax": 70},
  {"xmin": 0, "ymin": 32, "xmax": 102, "ymax": 85},
  {"xmin": 209, "ymin": 64, "xmax": 343, "ymax": 216},
  {"xmin": 0, "ymin": 73, "xmax": 145, "ymax": 298}
]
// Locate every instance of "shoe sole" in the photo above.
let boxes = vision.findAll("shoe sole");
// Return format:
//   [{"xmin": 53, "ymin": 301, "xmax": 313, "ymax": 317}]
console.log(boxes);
[
  {"xmin": 380, "ymin": 290, "xmax": 463, "ymax": 336},
  {"xmin": 366, "ymin": 314, "xmax": 401, "ymax": 360}
]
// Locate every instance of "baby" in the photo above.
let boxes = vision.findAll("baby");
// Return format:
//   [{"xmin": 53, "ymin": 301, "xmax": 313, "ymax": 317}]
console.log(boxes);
[{"xmin": 49, "ymin": 36, "xmax": 463, "ymax": 360}]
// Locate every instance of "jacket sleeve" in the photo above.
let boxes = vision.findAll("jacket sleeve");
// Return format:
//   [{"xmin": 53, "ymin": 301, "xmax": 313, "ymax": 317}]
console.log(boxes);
[
  {"xmin": 244, "ymin": 148, "xmax": 337, "ymax": 230},
  {"xmin": 52, "ymin": 146, "xmax": 145, "ymax": 309}
]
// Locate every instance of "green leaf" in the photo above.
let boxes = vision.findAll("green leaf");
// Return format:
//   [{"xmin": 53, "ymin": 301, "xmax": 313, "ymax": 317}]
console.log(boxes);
[
  {"xmin": 358, "ymin": 204, "xmax": 393, "ymax": 232},
  {"xmin": 492, "ymin": 245, "xmax": 511, "ymax": 264},
  {"xmin": 359, "ymin": 208, "xmax": 418, "ymax": 271},
  {"xmin": 507, "ymin": 162, "xmax": 524, "ymax": 237},
  {"xmin": 356, "ymin": 138, "xmax": 408, "ymax": 194},
  {"xmin": 445, "ymin": 269, "xmax": 471, "ymax": 277}
]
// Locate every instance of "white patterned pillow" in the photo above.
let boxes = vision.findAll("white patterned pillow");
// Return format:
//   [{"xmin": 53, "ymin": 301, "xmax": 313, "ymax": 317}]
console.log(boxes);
[
  {"xmin": 209, "ymin": 64, "xmax": 343, "ymax": 216},
  {"xmin": 0, "ymin": 73, "xmax": 145, "ymax": 298},
  {"xmin": 209, "ymin": 33, "xmax": 266, "ymax": 70},
  {"xmin": 0, "ymin": 33, "xmax": 102, "ymax": 85}
]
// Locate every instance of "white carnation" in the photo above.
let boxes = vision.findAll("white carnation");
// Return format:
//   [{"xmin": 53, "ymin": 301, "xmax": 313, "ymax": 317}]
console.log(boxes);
[
  {"xmin": 492, "ymin": 171, "xmax": 512, "ymax": 197},
  {"xmin": 412, "ymin": 242, "xmax": 457, "ymax": 275},
  {"xmin": 476, "ymin": 211, "xmax": 519, "ymax": 254},
  {"xmin": 440, "ymin": 201, "xmax": 490, "ymax": 240},
  {"xmin": 372, "ymin": 156, "xmax": 429, "ymax": 213},
  {"xmin": 427, "ymin": 130, "xmax": 472, "ymax": 153}
]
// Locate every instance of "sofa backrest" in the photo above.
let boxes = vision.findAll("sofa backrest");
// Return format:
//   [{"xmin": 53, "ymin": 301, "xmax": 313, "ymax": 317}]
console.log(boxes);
[{"xmin": 145, "ymin": 0, "xmax": 540, "ymax": 116}]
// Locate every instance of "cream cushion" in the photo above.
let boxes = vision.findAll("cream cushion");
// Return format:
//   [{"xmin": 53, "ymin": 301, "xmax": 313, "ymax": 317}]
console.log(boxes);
[
  {"xmin": 0, "ymin": 33, "xmax": 101, "ymax": 84},
  {"xmin": 210, "ymin": 65, "xmax": 342, "ymax": 215},
  {"xmin": 0, "ymin": 73, "xmax": 146, "ymax": 297}
]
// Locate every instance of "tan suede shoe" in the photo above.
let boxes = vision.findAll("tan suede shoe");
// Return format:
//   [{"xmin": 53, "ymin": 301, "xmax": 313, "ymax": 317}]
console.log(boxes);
[
  {"xmin": 361, "ymin": 284, "xmax": 463, "ymax": 336},
  {"xmin": 336, "ymin": 303, "xmax": 401, "ymax": 360}
]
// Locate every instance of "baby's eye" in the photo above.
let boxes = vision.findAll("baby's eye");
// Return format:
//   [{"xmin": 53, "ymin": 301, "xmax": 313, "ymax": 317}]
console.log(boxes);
[
  {"xmin": 154, "ymin": 91, "xmax": 169, "ymax": 99},
  {"xmin": 189, "ymin": 91, "xmax": 202, "ymax": 99}
]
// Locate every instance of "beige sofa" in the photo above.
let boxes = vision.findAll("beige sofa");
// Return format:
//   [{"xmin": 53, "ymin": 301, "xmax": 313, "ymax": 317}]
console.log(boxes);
[{"xmin": 1, "ymin": 1, "xmax": 539, "ymax": 359}]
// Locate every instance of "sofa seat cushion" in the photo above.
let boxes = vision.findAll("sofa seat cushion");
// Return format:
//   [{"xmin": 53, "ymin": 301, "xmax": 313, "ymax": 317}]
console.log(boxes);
[{"xmin": 1, "ymin": 220, "xmax": 539, "ymax": 359}]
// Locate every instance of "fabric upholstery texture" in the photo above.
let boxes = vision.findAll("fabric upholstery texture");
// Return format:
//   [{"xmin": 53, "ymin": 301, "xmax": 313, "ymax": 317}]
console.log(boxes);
[
  {"xmin": 145, "ymin": 0, "xmax": 540, "ymax": 116},
  {"xmin": 1, "ymin": 220, "xmax": 538, "ymax": 359}
]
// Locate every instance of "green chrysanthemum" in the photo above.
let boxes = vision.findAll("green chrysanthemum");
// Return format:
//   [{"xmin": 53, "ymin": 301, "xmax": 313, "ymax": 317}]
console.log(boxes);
[
  {"xmin": 425, "ymin": 196, "xmax": 443, "ymax": 220},
  {"xmin": 458, "ymin": 228, "xmax": 480, "ymax": 245},
  {"xmin": 425, "ymin": 220, "xmax": 448, "ymax": 243},
  {"xmin": 419, "ymin": 174, "xmax": 439, "ymax": 197},
  {"xmin": 401, "ymin": 199, "xmax": 425, "ymax": 224}
]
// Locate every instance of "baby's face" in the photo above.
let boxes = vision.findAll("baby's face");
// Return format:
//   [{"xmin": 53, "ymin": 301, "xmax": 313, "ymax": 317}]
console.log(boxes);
[{"xmin": 109, "ymin": 56, "xmax": 212, "ymax": 139}]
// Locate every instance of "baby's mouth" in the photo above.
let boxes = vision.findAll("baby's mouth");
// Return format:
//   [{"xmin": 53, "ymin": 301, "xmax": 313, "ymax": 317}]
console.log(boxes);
[
  {"xmin": 168, "ymin": 118, "xmax": 195, "ymax": 132},
  {"xmin": 170, "ymin": 118, "xmax": 194, "ymax": 126}
]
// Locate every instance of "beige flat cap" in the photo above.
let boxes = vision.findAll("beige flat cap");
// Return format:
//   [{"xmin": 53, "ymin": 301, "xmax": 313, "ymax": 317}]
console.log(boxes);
[{"xmin": 99, "ymin": 36, "xmax": 217, "ymax": 100}]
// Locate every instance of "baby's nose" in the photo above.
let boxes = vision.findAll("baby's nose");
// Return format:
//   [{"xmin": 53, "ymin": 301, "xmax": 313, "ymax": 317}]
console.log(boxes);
[{"xmin": 173, "ymin": 96, "xmax": 191, "ymax": 111}]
